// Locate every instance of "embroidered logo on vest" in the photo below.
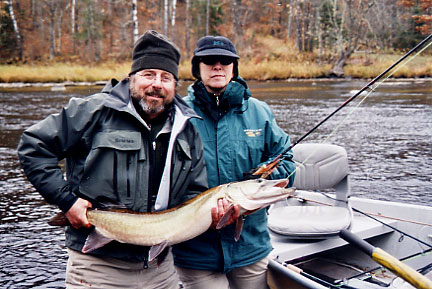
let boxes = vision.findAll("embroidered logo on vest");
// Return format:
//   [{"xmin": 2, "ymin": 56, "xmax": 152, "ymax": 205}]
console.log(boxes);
[{"xmin": 244, "ymin": 129, "xmax": 262, "ymax": 137}]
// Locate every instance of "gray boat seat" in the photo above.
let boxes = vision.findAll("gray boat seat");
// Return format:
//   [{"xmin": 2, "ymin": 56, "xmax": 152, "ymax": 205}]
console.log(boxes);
[{"xmin": 268, "ymin": 143, "xmax": 353, "ymax": 238}]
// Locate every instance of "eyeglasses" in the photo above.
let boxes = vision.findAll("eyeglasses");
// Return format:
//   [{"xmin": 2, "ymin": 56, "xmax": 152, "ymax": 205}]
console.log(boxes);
[
  {"xmin": 135, "ymin": 71, "xmax": 175, "ymax": 84},
  {"xmin": 200, "ymin": 56, "xmax": 234, "ymax": 66}
]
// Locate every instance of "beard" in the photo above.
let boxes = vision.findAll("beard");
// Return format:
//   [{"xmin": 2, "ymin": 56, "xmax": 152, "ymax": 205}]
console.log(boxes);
[
  {"xmin": 130, "ymin": 84, "xmax": 167, "ymax": 115},
  {"xmin": 138, "ymin": 95, "xmax": 165, "ymax": 114}
]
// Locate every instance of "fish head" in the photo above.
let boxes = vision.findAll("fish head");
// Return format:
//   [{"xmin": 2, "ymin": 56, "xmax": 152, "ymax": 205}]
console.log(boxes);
[{"xmin": 225, "ymin": 178, "xmax": 296, "ymax": 212}]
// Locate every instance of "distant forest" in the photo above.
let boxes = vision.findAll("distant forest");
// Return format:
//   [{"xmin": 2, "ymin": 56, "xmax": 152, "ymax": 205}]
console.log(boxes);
[{"xmin": 2, "ymin": 0, "xmax": 431, "ymax": 71}]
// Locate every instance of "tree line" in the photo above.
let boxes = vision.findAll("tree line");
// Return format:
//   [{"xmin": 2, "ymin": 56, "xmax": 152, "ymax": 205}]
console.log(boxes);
[{"xmin": 2, "ymin": 0, "xmax": 431, "ymax": 76}]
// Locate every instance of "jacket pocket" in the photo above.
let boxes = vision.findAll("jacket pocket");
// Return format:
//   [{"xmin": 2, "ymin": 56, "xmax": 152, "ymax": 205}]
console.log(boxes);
[{"xmin": 80, "ymin": 131, "xmax": 143, "ymax": 208}]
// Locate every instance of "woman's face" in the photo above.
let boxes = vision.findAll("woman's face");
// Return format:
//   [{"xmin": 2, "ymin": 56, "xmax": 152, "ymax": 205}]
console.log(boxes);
[{"xmin": 198, "ymin": 56, "xmax": 235, "ymax": 95}]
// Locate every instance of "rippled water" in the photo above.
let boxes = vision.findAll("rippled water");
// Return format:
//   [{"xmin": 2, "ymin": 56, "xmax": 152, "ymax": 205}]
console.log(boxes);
[{"xmin": 1, "ymin": 80, "xmax": 431, "ymax": 288}]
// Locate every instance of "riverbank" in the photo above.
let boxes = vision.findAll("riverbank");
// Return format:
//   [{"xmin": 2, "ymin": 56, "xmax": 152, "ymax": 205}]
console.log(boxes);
[
  {"xmin": 1, "ymin": 52, "xmax": 431, "ymax": 84},
  {"xmin": 2, "ymin": 77, "xmax": 432, "ymax": 93}
]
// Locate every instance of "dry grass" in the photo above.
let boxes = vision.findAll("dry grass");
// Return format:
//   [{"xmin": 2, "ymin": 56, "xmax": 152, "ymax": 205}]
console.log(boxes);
[
  {"xmin": 239, "ymin": 60, "xmax": 331, "ymax": 80},
  {"xmin": 345, "ymin": 54, "xmax": 432, "ymax": 79},
  {"xmin": 0, "ymin": 62, "xmax": 131, "ymax": 83},
  {"xmin": 1, "ymin": 36, "xmax": 431, "ymax": 83}
]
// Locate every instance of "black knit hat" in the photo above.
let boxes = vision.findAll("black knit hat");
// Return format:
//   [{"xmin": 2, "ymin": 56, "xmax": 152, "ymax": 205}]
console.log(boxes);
[
  {"xmin": 192, "ymin": 36, "xmax": 239, "ymax": 80},
  {"xmin": 130, "ymin": 30, "xmax": 180, "ymax": 79}
]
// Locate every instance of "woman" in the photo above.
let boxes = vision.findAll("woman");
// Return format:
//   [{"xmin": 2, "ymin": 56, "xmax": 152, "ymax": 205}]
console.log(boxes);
[{"xmin": 172, "ymin": 35, "xmax": 296, "ymax": 289}]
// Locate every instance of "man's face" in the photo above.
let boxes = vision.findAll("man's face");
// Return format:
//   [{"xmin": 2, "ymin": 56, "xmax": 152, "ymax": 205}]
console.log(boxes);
[
  {"xmin": 130, "ymin": 69, "xmax": 176, "ymax": 119},
  {"xmin": 199, "ymin": 56, "xmax": 234, "ymax": 95}
]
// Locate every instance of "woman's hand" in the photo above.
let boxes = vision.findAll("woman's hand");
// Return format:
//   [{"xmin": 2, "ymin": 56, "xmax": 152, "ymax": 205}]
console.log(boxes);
[{"xmin": 210, "ymin": 199, "xmax": 240, "ymax": 229}]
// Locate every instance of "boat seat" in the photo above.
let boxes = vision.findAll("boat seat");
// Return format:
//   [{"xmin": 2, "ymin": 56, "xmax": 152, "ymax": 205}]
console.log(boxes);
[{"xmin": 268, "ymin": 143, "xmax": 353, "ymax": 238}]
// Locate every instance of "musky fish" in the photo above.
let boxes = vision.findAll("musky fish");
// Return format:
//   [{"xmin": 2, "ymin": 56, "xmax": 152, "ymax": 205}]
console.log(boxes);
[{"xmin": 49, "ymin": 178, "xmax": 295, "ymax": 260}]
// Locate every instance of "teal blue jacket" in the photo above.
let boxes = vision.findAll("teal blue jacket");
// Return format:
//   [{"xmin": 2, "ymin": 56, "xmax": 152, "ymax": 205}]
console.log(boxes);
[{"xmin": 172, "ymin": 78, "xmax": 296, "ymax": 273}]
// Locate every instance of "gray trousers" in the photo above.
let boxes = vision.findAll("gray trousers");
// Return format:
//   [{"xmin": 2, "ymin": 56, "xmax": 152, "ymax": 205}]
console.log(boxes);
[
  {"xmin": 66, "ymin": 248, "xmax": 179, "ymax": 289},
  {"xmin": 175, "ymin": 256, "xmax": 269, "ymax": 289}
]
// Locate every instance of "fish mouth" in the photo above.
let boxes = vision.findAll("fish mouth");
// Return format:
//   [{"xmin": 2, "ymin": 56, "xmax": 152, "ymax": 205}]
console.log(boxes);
[{"xmin": 273, "ymin": 179, "xmax": 289, "ymax": 188}]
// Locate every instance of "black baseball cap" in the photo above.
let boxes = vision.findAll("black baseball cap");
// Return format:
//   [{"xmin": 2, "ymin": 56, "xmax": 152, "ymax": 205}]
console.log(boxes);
[
  {"xmin": 191, "ymin": 36, "xmax": 240, "ymax": 79},
  {"xmin": 193, "ymin": 36, "xmax": 240, "ymax": 58}
]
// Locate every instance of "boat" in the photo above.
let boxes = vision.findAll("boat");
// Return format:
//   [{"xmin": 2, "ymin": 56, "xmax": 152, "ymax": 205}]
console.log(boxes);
[{"xmin": 266, "ymin": 143, "xmax": 432, "ymax": 289}]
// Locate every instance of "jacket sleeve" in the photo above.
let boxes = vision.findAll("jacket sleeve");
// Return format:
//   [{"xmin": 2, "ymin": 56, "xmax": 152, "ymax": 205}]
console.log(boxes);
[
  {"xmin": 262, "ymin": 103, "xmax": 296, "ymax": 187},
  {"xmin": 17, "ymin": 97, "xmax": 98, "ymax": 213}
]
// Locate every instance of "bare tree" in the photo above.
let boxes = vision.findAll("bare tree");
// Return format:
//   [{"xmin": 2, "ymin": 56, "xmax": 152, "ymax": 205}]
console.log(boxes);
[
  {"xmin": 171, "ymin": 0, "xmax": 177, "ymax": 41},
  {"xmin": 46, "ymin": 0, "xmax": 57, "ymax": 59},
  {"xmin": 287, "ymin": 0, "xmax": 294, "ymax": 38},
  {"xmin": 120, "ymin": 4, "xmax": 131, "ymax": 54},
  {"xmin": 206, "ymin": 0, "xmax": 210, "ymax": 35},
  {"xmin": 56, "ymin": 0, "xmax": 68, "ymax": 54},
  {"xmin": 163, "ymin": 0, "xmax": 168, "ymax": 35},
  {"xmin": 8, "ymin": 0, "xmax": 22, "ymax": 60},
  {"xmin": 365, "ymin": 0, "xmax": 403, "ymax": 50},
  {"xmin": 72, "ymin": 0, "xmax": 76, "ymax": 53},
  {"xmin": 185, "ymin": 0, "xmax": 191, "ymax": 58},
  {"xmin": 328, "ymin": 0, "xmax": 371, "ymax": 77},
  {"xmin": 316, "ymin": 2, "xmax": 323, "ymax": 64},
  {"xmin": 231, "ymin": 0, "xmax": 244, "ymax": 45},
  {"xmin": 132, "ymin": 0, "xmax": 139, "ymax": 44},
  {"xmin": 295, "ymin": 0, "xmax": 316, "ymax": 52}
]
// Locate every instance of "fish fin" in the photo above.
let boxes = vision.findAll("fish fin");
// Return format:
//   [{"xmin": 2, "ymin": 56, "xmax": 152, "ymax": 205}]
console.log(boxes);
[
  {"xmin": 149, "ymin": 240, "xmax": 169, "ymax": 262},
  {"xmin": 82, "ymin": 229, "xmax": 113, "ymax": 253},
  {"xmin": 234, "ymin": 216, "xmax": 244, "ymax": 242},
  {"xmin": 48, "ymin": 212, "xmax": 70, "ymax": 226},
  {"xmin": 216, "ymin": 204, "xmax": 235, "ymax": 229}
]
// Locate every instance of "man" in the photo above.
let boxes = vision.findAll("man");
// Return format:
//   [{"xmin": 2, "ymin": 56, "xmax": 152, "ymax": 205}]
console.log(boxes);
[
  {"xmin": 172, "ymin": 36, "xmax": 296, "ymax": 289},
  {"xmin": 17, "ymin": 30, "xmax": 208, "ymax": 289}
]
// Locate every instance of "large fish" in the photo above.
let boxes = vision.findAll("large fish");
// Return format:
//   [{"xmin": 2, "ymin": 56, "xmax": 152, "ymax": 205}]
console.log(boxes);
[{"xmin": 49, "ymin": 178, "xmax": 295, "ymax": 260}]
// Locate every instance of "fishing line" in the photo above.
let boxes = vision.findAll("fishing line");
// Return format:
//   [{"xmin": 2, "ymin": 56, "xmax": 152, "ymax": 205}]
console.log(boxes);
[
  {"xmin": 285, "ymin": 35, "xmax": 432, "ymax": 181},
  {"xmin": 273, "ymin": 34, "xmax": 432, "ymax": 182},
  {"xmin": 351, "ymin": 207, "xmax": 432, "ymax": 249},
  {"xmin": 285, "ymin": 89, "xmax": 371, "ymax": 181},
  {"xmin": 287, "ymin": 193, "xmax": 432, "ymax": 228}
]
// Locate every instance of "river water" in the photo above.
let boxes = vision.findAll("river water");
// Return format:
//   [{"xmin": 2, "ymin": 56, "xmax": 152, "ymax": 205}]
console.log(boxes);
[{"xmin": 1, "ymin": 79, "xmax": 431, "ymax": 288}]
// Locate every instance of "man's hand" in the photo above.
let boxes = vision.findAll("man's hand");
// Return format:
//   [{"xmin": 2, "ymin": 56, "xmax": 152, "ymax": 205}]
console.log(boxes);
[
  {"xmin": 210, "ymin": 199, "xmax": 240, "ymax": 229},
  {"xmin": 241, "ymin": 168, "xmax": 261, "ymax": 180},
  {"xmin": 65, "ymin": 198, "xmax": 92, "ymax": 229}
]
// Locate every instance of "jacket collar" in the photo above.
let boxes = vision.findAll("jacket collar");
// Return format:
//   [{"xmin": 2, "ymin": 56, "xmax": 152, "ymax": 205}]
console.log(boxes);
[{"xmin": 188, "ymin": 76, "xmax": 251, "ymax": 120}]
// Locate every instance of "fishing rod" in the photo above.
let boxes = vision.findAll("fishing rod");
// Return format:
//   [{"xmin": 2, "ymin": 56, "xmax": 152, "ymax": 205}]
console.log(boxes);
[
  {"xmin": 347, "ymin": 249, "xmax": 432, "ymax": 282},
  {"xmin": 339, "ymin": 229, "xmax": 432, "ymax": 289},
  {"xmin": 254, "ymin": 34, "xmax": 432, "ymax": 178}
]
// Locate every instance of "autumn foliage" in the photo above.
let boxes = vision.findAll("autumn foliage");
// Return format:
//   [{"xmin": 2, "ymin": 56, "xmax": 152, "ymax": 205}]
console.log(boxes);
[{"xmin": 1, "ymin": 0, "xmax": 431, "ymax": 69}]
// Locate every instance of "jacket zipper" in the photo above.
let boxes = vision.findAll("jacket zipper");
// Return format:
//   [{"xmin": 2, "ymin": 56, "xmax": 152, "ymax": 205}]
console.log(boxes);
[
  {"xmin": 113, "ymin": 151, "xmax": 118, "ymax": 195},
  {"xmin": 147, "ymin": 137, "xmax": 154, "ymax": 212},
  {"xmin": 126, "ymin": 153, "xmax": 131, "ymax": 197}
]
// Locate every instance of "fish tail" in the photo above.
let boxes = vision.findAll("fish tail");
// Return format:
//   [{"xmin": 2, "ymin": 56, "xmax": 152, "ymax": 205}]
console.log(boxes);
[{"xmin": 48, "ymin": 212, "xmax": 70, "ymax": 226}]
